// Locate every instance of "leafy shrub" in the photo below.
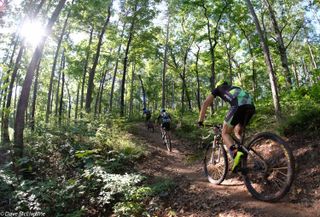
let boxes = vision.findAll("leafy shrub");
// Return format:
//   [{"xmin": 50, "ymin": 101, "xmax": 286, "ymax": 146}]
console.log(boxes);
[{"xmin": 279, "ymin": 105, "xmax": 320, "ymax": 136}]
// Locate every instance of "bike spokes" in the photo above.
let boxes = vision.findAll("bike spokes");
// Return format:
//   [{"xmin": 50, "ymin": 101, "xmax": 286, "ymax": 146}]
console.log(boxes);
[
  {"xmin": 243, "ymin": 133, "xmax": 294, "ymax": 201},
  {"xmin": 204, "ymin": 144, "xmax": 228, "ymax": 185}
]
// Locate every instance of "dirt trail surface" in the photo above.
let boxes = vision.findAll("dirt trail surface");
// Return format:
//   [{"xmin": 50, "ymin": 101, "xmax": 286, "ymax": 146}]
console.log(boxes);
[{"xmin": 130, "ymin": 123, "xmax": 320, "ymax": 217}]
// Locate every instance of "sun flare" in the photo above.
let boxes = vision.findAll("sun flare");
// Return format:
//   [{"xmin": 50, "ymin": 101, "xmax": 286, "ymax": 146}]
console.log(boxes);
[{"xmin": 19, "ymin": 19, "xmax": 46, "ymax": 47}]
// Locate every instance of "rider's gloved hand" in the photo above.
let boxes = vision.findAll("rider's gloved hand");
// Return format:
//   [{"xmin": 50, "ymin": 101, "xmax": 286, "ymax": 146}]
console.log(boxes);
[{"xmin": 198, "ymin": 121, "xmax": 204, "ymax": 127}]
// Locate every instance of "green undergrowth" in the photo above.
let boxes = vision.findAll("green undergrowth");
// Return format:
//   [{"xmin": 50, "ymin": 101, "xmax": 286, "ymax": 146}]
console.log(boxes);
[
  {"xmin": 172, "ymin": 84, "xmax": 320, "ymax": 144},
  {"xmin": 0, "ymin": 118, "xmax": 173, "ymax": 216}
]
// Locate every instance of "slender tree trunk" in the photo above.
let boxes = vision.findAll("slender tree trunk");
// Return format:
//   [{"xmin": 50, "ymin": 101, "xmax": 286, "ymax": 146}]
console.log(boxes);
[
  {"xmin": 201, "ymin": 0, "xmax": 228, "ymax": 89},
  {"xmin": 245, "ymin": 0, "xmax": 281, "ymax": 121},
  {"xmin": 195, "ymin": 45, "xmax": 201, "ymax": 111},
  {"xmin": 129, "ymin": 62, "xmax": 136, "ymax": 118},
  {"xmin": 162, "ymin": 11, "xmax": 170, "ymax": 109},
  {"xmin": 85, "ymin": 2, "xmax": 112, "ymax": 113},
  {"xmin": 80, "ymin": 25, "xmax": 94, "ymax": 116},
  {"xmin": 94, "ymin": 61, "xmax": 110, "ymax": 116},
  {"xmin": 120, "ymin": 2, "xmax": 137, "ymax": 116},
  {"xmin": 30, "ymin": 61, "xmax": 41, "ymax": 131},
  {"xmin": 264, "ymin": 0, "xmax": 292, "ymax": 87},
  {"xmin": 46, "ymin": 9, "xmax": 70, "ymax": 123},
  {"xmin": 292, "ymin": 64, "xmax": 299, "ymax": 87},
  {"xmin": 66, "ymin": 82, "xmax": 71, "ymax": 120},
  {"xmin": 306, "ymin": 40, "xmax": 317, "ymax": 69},
  {"xmin": 110, "ymin": 22, "xmax": 126, "ymax": 112},
  {"xmin": 75, "ymin": 81, "xmax": 80, "ymax": 120},
  {"xmin": 55, "ymin": 51, "xmax": 64, "ymax": 116},
  {"xmin": 239, "ymin": 26, "xmax": 257, "ymax": 99},
  {"xmin": 14, "ymin": 0, "xmax": 67, "ymax": 158},
  {"xmin": 59, "ymin": 68, "xmax": 65, "ymax": 125},
  {"xmin": 138, "ymin": 75, "xmax": 146, "ymax": 109},
  {"xmin": 2, "ymin": 46, "xmax": 25, "ymax": 144}
]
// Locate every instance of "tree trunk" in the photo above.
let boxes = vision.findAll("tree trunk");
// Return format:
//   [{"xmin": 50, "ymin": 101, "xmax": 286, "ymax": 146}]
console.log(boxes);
[
  {"xmin": 245, "ymin": 0, "xmax": 281, "ymax": 121},
  {"xmin": 46, "ymin": 10, "xmax": 70, "ymax": 123},
  {"xmin": 85, "ymin": 3, "xmax": 112, "ymax": 112},
  {"xmin": 14, "ymin": 0, "xmax": 67, "ymax": 158},
  {"xmin": 162, "ymin": 11, "xmax": 170, "ymax": 109},
  {"xmin": 239, "ymin": 26, "xmax": 257, "ymax": 99},
  {"xmin": 195, "ymin": 45, "xmax": 201, "ymax": 111},
  {"xmin": 306, "ymin": 40, "xmax": 317, "ymax": 69},
  {"xmin": 129, "ymin": 62, "xmax": 135, "ymax": 118},
  {"xmin": 264, "ymin": 0, "xmax": 292, "ymax": 87},
  {"xmin": 138, "ymin": 75, "xmax": 146, "ymax": 109},
  {"xmin": 59, "ymin": 67, "xmax": 65, "ymax": 125},
  {"xmin": 120, "ymin": 1, "xmax": 137, "ymax": 116},
  {"xmin": 55, "ymin": 51, "xmax": 64, "ymax": 116},
  {"xmin": 95, "ymin": 60, "xmax": 110, "ymax": 116},
  {"xmin": 292, "ymin": 64, "xmax": 299, "ymax": 87},
  {"xmin": 109, "ymin": 22, "xmax": 126, "ymax": 112},
  {"xmin": 30, "ymin": 61, "xmax": 41, "ymax": 131},
  {"xmin": 75, "ymin": 81, "xmax": 80, "ymax": 120},
  {"xmin": 201, "ymin": 0, "xmax": 228, "ymax": 89},
  {"xmin": 80, "ymin": 25, "xmax": 94, "ymax": 116},
  {"xmin": 2, "ymin": 46, "xmax": 25, "ymax": 144}
]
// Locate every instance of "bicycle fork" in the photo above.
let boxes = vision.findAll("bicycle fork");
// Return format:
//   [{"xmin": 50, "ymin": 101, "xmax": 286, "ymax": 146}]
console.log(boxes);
[{"xmin": 209, "ymin": 137, "xmax": 220, "ymax": 164}]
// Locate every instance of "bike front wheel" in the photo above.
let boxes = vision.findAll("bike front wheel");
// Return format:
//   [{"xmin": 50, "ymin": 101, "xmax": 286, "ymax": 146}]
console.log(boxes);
[
  {"xmin": 164, "ymin": 133, "xmax": 172, "ymax": 152},
  {"xmin": 204, "ymin": 143, "xmax": 228, "ymax": 185},
  {"xmin": 243, "ymin": 132, "xmax": 295, "ymax": 202}
]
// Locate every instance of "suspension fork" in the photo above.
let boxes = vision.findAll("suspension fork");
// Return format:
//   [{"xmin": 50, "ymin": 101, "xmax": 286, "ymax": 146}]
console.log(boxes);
[{"xmin": 209, "ymin": 136, "xmax": 220, "ymax": 164}]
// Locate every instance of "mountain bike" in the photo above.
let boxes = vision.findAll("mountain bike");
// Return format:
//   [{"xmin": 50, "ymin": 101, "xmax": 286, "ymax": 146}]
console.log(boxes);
[
  {"xmin": 160, "ymin": 126, "xmax": 172, "ymax": 152},
  {"xmin": 202, "ymin": 122, "xmax": 295, "ymax": 202}
]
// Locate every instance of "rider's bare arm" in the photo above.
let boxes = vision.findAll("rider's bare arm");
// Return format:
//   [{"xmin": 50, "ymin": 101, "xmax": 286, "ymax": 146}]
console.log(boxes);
[{"xmin": 199, "ymin": 94, "xmax": 215, "ymax": 123}]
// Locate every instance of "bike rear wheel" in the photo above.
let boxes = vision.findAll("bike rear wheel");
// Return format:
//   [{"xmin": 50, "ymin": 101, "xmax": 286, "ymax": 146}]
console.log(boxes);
[
  {"xmin": 243, "ymin": 132, "xmax": 295, "ymax": 202},
  {"xmin": 204, "ymin": 143, "xmax": 228, "ymax": 185}
]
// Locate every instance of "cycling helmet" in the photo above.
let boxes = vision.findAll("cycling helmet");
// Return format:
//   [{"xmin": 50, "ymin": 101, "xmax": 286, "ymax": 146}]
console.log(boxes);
[
  {"xmin": 215, "ymin": 80, "xmax": 228, "ymax": 88},
  {"xmin": 160, "ymin": 108, "xmax": 166, "ymax": 113}
]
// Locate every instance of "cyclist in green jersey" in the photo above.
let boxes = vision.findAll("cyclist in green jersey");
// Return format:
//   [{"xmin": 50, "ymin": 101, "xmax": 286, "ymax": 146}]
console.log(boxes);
[{"xmin": 198, "ymin": 81, "xmax": 255, "ymax": 172}]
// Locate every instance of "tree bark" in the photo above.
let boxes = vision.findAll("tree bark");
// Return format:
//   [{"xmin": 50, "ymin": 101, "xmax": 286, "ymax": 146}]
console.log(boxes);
[
  {"xmin": 264, "ymin": 0, "xmax": 292, "ymax": 87},
  {"xmin": 195, "ymin": 45, "xmax": 201, "ymax": 111},
  {"xmin": 46, "ymin": 9, "xmax": 70, "ymax": 123},
  {"xmin": 129, "ymin": 62, "xmax": 136, "ymax": 118},
  {"xmin": 30, "ymin": 61, "xmax": 41, "ymax": 131},
  {"xmin": 75, "ymin": 81, "xmax": 80, "ymax": 120},
  {"xmin": 80, "ymin": 25, "xmax": 94, "ymax": 116},
  {"xmin": 14, "ymin": 0, "xmax": 67, "ymax": 158},
  {"xmin": 95, "ymin": 60, "xmax": 110, "ymax": 116},
  {"xmin": 245, "ymin": 0, "xmax": 281, "ymax": 121},
  {"xmin": 138, "ymin": 75, "xmax": 146, "ymax": 109},
  {"xmin": 55, "ymin": 51, "xmax": 63, "ymax": 117},
  {"xmin": 120, "ymin": 1, "xmax": 137, "ymax": 116},
  {"xmin": 239, "ymin": 26, "xmax": 257, "ymax": 99},
  {"xmin": 58, "ymin": 56, "xmax": 65, "ymax": 126},
  {"xmin": 162, "ymin": 11, "xmax": 170, "ymax": 109},
  {"xmin": 85, "ymin": 2, "xmax": 112, "ymax": 112},
  {"xmin": 109, "ymin": 22, "xmax": 126, "ymax": 112},
  {"xmin": 201, "ymin": 0, "xmax": 228, "ymax": 89}
]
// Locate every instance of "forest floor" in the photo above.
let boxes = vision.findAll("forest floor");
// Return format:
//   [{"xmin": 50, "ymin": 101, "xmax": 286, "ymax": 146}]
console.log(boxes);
[{"xmin": 129, "ymin": 123, "xmax": 320, "ymax": 217}]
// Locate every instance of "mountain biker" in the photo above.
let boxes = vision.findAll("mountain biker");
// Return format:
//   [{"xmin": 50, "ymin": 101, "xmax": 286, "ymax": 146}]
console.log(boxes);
[
  {"xmin": 143, "ymin": 108, "xmax": 152, "ymax": 122},
  {"xmin": 198, "ymin": 80, "xmax": 255, "ymax": 172},
  {"xmin": 157, "ymin": 108, "xmax": 172, "ymax": 138}
]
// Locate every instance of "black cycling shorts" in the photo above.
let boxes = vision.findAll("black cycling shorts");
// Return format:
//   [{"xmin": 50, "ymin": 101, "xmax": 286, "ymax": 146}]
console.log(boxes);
[
  {"xmin": 225, "ymin": 104, "xmax": 255, "ymax": 127},
  {"xmin": 161, "ymin": 122, "xmax": 170, "ymax": 131}
]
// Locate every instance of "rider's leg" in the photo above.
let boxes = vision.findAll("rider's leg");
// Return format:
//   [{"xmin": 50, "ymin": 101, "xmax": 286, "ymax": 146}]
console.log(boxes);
[
  {"xmin": 222, "ymin": 122, "xmax": 234, "ymax": 149},
  {"xmin": 234, "ymin": 124, "xmax": 243, "ymax": 141},
  {"xmin": 223, "ymin": 122, "xmax": 244, "ymax": 172}
]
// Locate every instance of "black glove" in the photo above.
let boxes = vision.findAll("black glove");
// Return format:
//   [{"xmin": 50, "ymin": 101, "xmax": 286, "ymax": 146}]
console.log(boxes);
[{"xmin": 198, "ymin": 121, "xmax": 204, "ymax": 127}]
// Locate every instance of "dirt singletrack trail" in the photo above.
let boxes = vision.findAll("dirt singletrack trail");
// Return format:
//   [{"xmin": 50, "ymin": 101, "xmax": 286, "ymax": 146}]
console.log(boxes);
[{"xmin": 130, "ymin": 123, "xmax": 320, "ymax": 217}]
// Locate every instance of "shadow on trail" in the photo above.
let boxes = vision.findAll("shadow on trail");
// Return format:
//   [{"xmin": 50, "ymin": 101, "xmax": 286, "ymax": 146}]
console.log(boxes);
[{"xmin": 129, "ymin": 122, "xmax": 319, "ymax": 217}]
